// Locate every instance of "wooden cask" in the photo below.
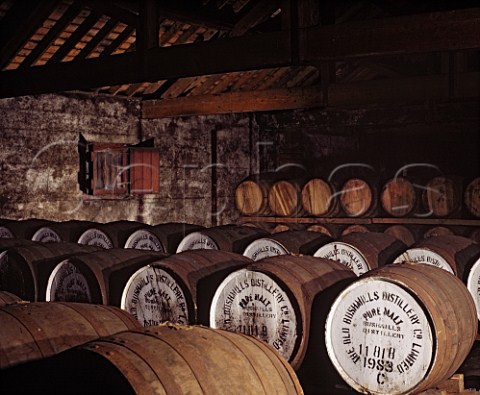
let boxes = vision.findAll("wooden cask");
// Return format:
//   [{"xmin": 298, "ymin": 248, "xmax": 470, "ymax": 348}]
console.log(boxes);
[
  {"xmin": 325, "ymin": 264, "xmax": 477, "ymax": 395},
  {"xmin": 46, "ymin": 248, "xmax": 166, "ymax": 305},
  {"xmin": 422, "ymin": 176, "xmax": 462, "ymax": 217},
  {"xmin": 340, "ymin": 224, "xmax": 370, "ymax": 236},
  {"xmin": 121, "ymin": 250, "xmax": 250, "ymax": 327},
  {"xmin": 469, "ymin": 227, "xmax": 480, "ymax": 243},
  {"xmin": 268, "ymin": 179, "xmax": 305, "ymax": 217},
  {"xmin": 210, "ymin": 255, "xmax": 356, "ymax": 370},
  {"xmin": 393, "ymin": 235, "xmax": 480, "ymax": 321},
  {"xmin": 306, "ymin": 224, "xmax": 336, "ymax": 238},
  {"xmin": 243, "ymin": 230, "xmax": 332, "ymax": 261},
  {"xmin": 176, "ymin": 224, "xmax": 268, "ymax": 253},
  {"xmin": 0, "ymin": 291, "xmax": 22, "ymax": 306},
  {"xmin": 30, "ymin": 220, "xmax": 96, "ymax": 243},
  {"xmin": 383, "ymin": 225, "xmax": 417, "ymax": 247},
  {"xmin": 0, "ymin": 324, "xmax": 303, "ymax": 395},
  {"xmin": 314, "ymin": 232, "xmax": 407, "ymax": 276},
  {"xmin": 235, "ymin": 178, "xmax": 274, "ymax": 216},
  {"xmin": 339, "ymin": 178, "xmax": 378, "ymax": 217},
  {"xmin": 0, "ymin": 242, "xmax": 102, "ymax": 302},
  {"xmin": 271, "ymin": 222, "xmax": 304, "ymax": 234},
  {"xmin": 124, "ymin": 222, "xmax": 204, "ymax": 253},
  {"xmin": 0, "ymin": 218, "xmax": 54, "ymax": 239},
  {"xmin": 77, "ymin": 220, "xmax": 145, "ymax": 249},
  {"xmin": 380, "ymin": 177, "xmax": 416, "ymax": 217},
  {"xmin": 301, "ymin": 178, "xmax": 339, "ymax": 217},
  {"xmin": 423, "ymin": 225, "xmax": 455, "ymax": 238},
  {"xmin": 464, "ymin": 177, "xmax": 480, "ymax": 217},
  {"xmin": 0, "ymin": 302, "xmax": 140, "ymax": 369}
]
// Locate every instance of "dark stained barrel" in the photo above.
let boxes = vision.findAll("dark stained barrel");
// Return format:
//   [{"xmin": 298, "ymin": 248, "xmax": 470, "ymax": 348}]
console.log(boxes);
[
  {"xmin": 77, "ymin": 220, "xmax": 145, "ymax": 249},
  {"xmin": 210, "ymin": 255, "xmax": 356, "ymax": 370},
  {"xmin": 124, "ymin": 222, "xmax": 204, "ymax": 253},
  {"xmin": 176, "ymin": 224, "xmax": 268, "ymax": 253},
  {"xmin": 243, "ymin": 230, "xmax": 332, "ymax": 261},
  {"xmin": 0, "ymin": 302, "xmax": 140, "ymax": 369},
  {"xmin": 340, "ymin": 224, "xmax": 370, "ymax": 236},
  {"xmin": 306, "ymin": 224, "xmax": 337, "ymax": 238},
  {"xmin": 422, "ymin": 176, "xmax": 462, "ymax": 217},
  {"xmin": 314, "ymin": 232, "xmax": 407, "ymax": 276},
  {"xmin": 383, "ymin": 225, "xmax": 417, "ymax": 247},
  {"xmin": 0, "ymin": 324, "xmax": 303, "ymax": 395},
  {"xmin": 0, "ymin": 242, "xmax": 102, "ymax": 302},
  {"xmin": 339, "ymin": 178, "xmax": 378, "ymax": 217},
  {"xmin": 0, "ymin": 291, "xmax": 22, "ymax": 306},
  {"xmin": 0, "ymin": 218, "xmax": 54, "ymax": 239},
  {"xmin": 46, "ymin": 248, "xmax": 166, "ymax": 305},
  {"xmin": 121, "ymin": 250, "xmax": 251, "ymax": 327},
  {"xmin": 423, "ymin": 225, "xmax": 455, "ymax": 238},
  {"xmin": 30, "ymin": 220, "xmax": 96, "ymax": 243},
  {"xmin": 325, "ymin": 264, "xmax": 477, "ymax": 395},
  {"xmin": 464, "ymin": 177, "xmax": 480, "ymax": 217}
]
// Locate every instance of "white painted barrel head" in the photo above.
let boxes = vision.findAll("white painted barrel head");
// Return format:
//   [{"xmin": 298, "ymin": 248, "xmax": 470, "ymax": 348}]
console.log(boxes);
[
  {"xmin": 124, "ymin": 229, "xmax": 164, "ymax": 252},
  {"xmin": 393, "ymin": 248, "xmax": 453, "ymax": 274},
  {"xmin": 210, "ymin": 268, "xmax": 298, "ymax": 362},
  {"xmin": 46, "ymin": 260, "xmax": 92, "ymax": 303},
  {"xmin": 467, "ymin": 257, "xmax": 480, "ymax": 321},
  {"xmin": 121, "ymin": 265, "xmax": 189, "ymax": 327},
  {"xmin": 243, "ymin": 238, "xmax": 289, "ymax": 261},
  {"xmin": 326, "ymin": 278, "xmax": 433, "ymax": 395},
  {"xmin": 77, "ymin": 228, "xmax": 114, "ymax": 249},
  {"xmin": 0, "ymin": 227, "xmax": 14, "ymax": 238},
  {"xmin": 31, "ymin": 227, "xmax": 62, "ymax": 243},
  {"xmin": 176, "ymin": 231, "xmax": 218, "ymax": 253},
  {"xmin": 314, "ymin": 242, "xmax": 369, "ymax": 276}
]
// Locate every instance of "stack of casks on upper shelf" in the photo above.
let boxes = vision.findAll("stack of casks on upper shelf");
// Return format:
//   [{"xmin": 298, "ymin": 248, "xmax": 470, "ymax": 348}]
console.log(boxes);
[
  {"xmin": 1, "ymin": 218, "xmax": 480, "ymax": 394},
  {"xmin": 234, "ymin": 166, "xmax": 480, "ymax": 245}
]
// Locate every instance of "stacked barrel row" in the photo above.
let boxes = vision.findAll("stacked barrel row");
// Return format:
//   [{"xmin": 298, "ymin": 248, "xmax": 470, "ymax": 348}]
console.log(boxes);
[
  {"xmin": 235, "ymin": 173, "xmax": 480, "ymax": 219},
  {"xmin": 1, "ymin": 220, "xmax": 480, "ymax": 393}
]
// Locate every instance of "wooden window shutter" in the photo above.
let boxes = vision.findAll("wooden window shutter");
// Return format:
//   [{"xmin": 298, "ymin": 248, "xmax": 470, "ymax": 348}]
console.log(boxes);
[
  {"xmin": 91, "ymin": 143, "xmax": 129, "ymax": 196},
  {"xmin": 129, "ymin": 148, "xmax": 160, "ymax": 194}
]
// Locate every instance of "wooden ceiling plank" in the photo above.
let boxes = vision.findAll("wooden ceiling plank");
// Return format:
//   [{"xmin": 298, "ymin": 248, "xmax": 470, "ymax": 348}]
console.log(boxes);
[
  {"xmin": 142, "ymin": 85, "xmax": 324, "ymax": 118},
  {"xmin": 229, "ymin": 0, "xmax": 281, "ymax": 37},
  {"xmin": 2, "ymin": 8, "xmax": 480, "ymax": 98},
  {"xmin": 48, "ymin": 11, "xmax": 99, "ymax": 63},
  {"xmin": 0, "ymin": 0, "xmax": 58, "ymax": 70},
  {"xmin": 76, "ymin": 17, "xmax": 117, "ymax": 60},
  {"xmin": 306, "ymin": 7, "xmax": 480, "ymax": 60},
  {"xmin": 101, "ymin": 24, "xmax": 135, "ymax": 57},
  {"xmin": 20, "ymin": 2, "xmax": 84, "ymax": 68},
  {"xmin": 77, "ymin": 0, "xmax": 138, "ymax": 27}
]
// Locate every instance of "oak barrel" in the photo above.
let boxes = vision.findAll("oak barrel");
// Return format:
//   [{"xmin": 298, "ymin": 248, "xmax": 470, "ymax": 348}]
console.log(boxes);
[
  {"xmin": 469, "ymin": 227, "xmax": 480, "ymax": 243},
  {"xmin": 210, "ymin": 255, "xmax": 356, "ymax": 370},
  {"xmin": 124, "ymin": 222, "xmax": 203, "ymax": 253},
  {"xmin": 339, "ymin": 178, "xmax": 378, "ymax": 217},
  {"xmin": 464, "ymin": 177, "xmax": 480, "ymax": 217},
  {"xmin": 383, "ymin": 225, "xmax": 417, "ymax": 247},
  {"xmin": 0, "ymin": 242, "xmax": 102, "ymax": 302},
  {"xmin": 31, "ymin": 220, "xmax": 96, "ymax": 243},
  {"xmin": 325, "ymin": 263, "xmax": 477, "ymax": 395},
  {"xmin": 380, "ymin": 177, "xmax": 417, "ymax": 217},
  {"xmin": 0, "ymin": 324, "xmax": 303, "ymax": 394},
  {"xmin": 306, "ymin": 224, "xmax": 336, "ymax": 238},
  {"xmin": 0, "ymin": 290, "xmax": 22, "ymax": 306},
  {"xmin": 121, "ymin": 250, "xmax": 250, "ymax": 327},
  {"xmin": 0, "ymin": 302, "xmax": 140, "ymax": 369},
  {"xmin": 301, "ymin": 177, "xmax": 339, "ymax": 217},
  {"xmin": 46, "ymin": 248, "xmax": 166, "ymax": 305},
  {"xmin": 77, "ymin": 220, "xmax": 145, "ymax": 249},
  {"xmin": 0, "ymin": 218, "xmax": 54, "ymax": 239},
  {"xmin": 423, "ymin": 225, "xmax": 455, "ymax": 238},
  {"xmin": 176, "ymin": 224, "xmax": 268, "ymax": 253},
  {"xmin": 235, "ymin": 177, "xmax": 275, "ymax": 216},
  {"xmin": 422, "ymin": 176, "xmax": 462, "ymax": 217},
  {"xmin": 314, "ymin": 232, "xmax": 407, "ymax": 276},
  {"xmin": 268, "ymin": 179, "xmax": 305, "ymax": 217},
  {"xmin": 341, "ymin": 224, "xmax": 370, "ymax": 236},
  {"xmin": 243, "ymin": 230, "xmax": 332, "ymax": 261}
]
